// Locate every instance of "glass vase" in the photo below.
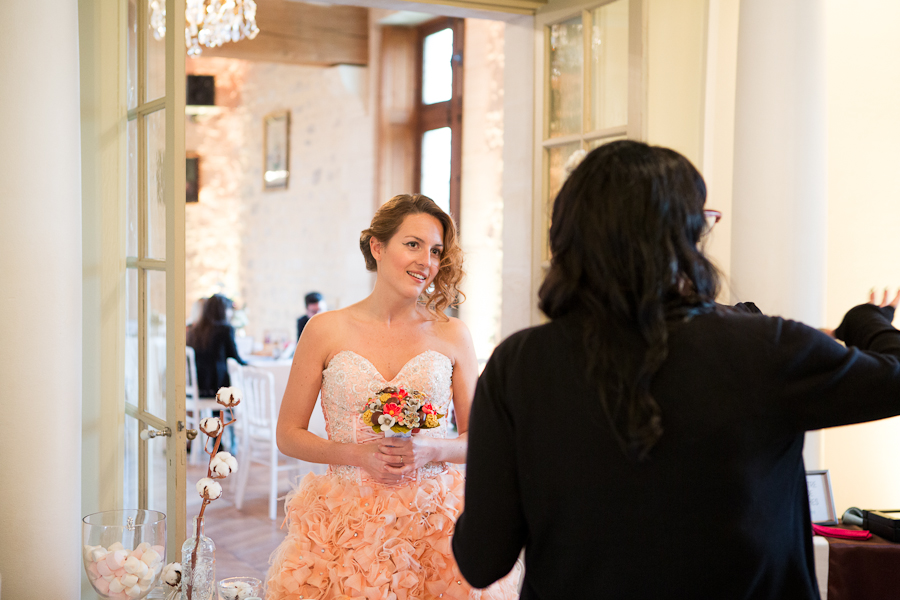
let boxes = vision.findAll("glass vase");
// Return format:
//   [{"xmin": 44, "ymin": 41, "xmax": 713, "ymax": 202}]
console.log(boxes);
[{"xmin": 180, "ymin": 516, "xmax": 216, "ymax": 600}]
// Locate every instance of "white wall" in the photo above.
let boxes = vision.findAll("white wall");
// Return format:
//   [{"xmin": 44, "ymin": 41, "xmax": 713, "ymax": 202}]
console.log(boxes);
[{"xmin": 820, "ymin": 0, "xmax": 900, "ymax": 514}]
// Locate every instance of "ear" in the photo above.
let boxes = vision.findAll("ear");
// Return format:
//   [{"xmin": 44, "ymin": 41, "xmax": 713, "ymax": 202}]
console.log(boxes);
[{"xmin": 369, "ymin": 236, "xmax": 384, "ymax": 263}]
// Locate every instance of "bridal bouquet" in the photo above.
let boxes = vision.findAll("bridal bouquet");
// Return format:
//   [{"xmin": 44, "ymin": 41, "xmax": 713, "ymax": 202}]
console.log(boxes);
[{"xmin": 361, "ymin": 387, "xmax": 444, "ymax": 435}]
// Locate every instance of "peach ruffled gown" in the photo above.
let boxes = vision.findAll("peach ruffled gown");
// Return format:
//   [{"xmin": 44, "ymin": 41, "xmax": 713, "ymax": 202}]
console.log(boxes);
[{"xmin": 266, "ymin": 350, "xmax": 520, "ymax": 600}]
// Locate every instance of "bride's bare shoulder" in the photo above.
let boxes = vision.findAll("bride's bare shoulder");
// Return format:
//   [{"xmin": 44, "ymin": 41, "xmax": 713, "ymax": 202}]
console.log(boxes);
[{"xmin": 430, "ymin": 315, "xmax": 474, "ymax": 363}]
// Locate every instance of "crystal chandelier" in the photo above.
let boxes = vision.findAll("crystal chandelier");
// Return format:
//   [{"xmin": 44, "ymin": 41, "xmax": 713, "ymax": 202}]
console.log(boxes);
[{"xmin": 150, "ymin": 0, "xmax": 260, "ymax": 57}]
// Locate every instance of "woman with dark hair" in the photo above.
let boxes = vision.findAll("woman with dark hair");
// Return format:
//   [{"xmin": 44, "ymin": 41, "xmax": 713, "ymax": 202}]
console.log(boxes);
[
  {"xmin": 266, "ymin": 194, "xmax": 519, "ymax": 599},
  {"xmin": 452, "ymin": 140, "xmax": 900, "ymax": 599},
  {"xmin": 187, "ymin": 293, "xmax": 247, "ymax": 397}
]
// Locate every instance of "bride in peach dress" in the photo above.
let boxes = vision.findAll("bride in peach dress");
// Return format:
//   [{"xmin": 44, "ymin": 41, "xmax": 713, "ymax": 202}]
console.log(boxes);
[{"xmin": 266, "ymin": 194, "xmax": 520, "ymax": 600}]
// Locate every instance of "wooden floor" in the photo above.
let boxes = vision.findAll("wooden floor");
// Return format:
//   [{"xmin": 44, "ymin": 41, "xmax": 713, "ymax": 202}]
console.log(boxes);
[{"xmin": 185, "ymin": 459, "xmax": 318, "ymax": 583}]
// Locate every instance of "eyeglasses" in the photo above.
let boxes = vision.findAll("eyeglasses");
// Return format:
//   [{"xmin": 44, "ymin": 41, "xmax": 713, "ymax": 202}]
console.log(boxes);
[{"xmin": 703, "ymin": 209, "xmax": 722, "ymax": 235}]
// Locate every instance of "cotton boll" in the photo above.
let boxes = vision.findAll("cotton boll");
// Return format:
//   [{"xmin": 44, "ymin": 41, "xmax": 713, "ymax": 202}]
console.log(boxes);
[
  {"xmin": 217, "ymin": 386, "xmax": 243, "ymax": 407},
  {"xmin": 161, "ymin": 562, "xmax": 182, "ymax": 586},
  {"xmin": 196, "ymin": 477, "xmax": 223, "ymax": 500},
  {"xmin": 210, "ymin": 451, "xmax": 238, "ymax": 476},
  {"xmin": 199, "ymin": 417, "xmax": 223, "ymax": 436}
]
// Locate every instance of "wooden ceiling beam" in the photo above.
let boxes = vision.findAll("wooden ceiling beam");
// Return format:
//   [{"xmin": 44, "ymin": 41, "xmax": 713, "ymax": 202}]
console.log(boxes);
[{"xmin": 196, "ymin": 0, "xmax": 368, "ymax": 67}]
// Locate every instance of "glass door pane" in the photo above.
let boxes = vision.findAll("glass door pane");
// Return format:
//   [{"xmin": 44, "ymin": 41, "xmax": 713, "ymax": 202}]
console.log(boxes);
[
  {"xmin": 146, "ymin": 109, "xmax": 167, "ymax": 260},
  {"xmin": 420, "ymin": 127, "xmax": 452, "ymax": 214},
  {"xmin": 548, "ymin": 17, "xmax": 583, "ymax": 138},
  {"xmin": 590, "ymin": 0, "xmax": 629, "ymax": 130},
  {"xmin": 147, "ymin": 270, "xmax": 167, "ymax": 419}
]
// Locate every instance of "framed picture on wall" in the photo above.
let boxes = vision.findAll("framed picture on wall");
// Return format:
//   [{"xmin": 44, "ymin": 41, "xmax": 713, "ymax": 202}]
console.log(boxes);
[
  {"xmin": 263, "ymin": 110, "xmax": 290, "ymax": 190},
  {"xmin": 186, "ymin": 152, "xmax": 200, "ymax": 202}
]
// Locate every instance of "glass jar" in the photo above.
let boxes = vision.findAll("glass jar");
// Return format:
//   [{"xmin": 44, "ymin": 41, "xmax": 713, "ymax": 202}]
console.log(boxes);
[{"xmin": 180, "ymin": 516, "xmax": 216, "ymax": 600}]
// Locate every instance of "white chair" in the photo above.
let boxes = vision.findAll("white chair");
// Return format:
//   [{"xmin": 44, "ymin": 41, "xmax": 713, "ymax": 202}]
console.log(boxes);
[
  {"xmin": 233, "ymin": 366, "xmax": 304, "ymax": 520},
  {"xmin": 185, "ymin": 346, "xmax": 221, "ymax": 465}
]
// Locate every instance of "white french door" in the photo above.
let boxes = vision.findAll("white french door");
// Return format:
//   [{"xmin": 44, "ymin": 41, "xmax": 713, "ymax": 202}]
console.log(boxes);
[{"xmin": 124, "ymin": 0, "xmax": 187, "ymax": 561}]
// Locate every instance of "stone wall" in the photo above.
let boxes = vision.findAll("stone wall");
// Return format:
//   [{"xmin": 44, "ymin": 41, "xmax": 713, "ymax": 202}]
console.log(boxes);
[{"xmin": 185, "ymin": 57, "xmax": 375, "ymax": 344}]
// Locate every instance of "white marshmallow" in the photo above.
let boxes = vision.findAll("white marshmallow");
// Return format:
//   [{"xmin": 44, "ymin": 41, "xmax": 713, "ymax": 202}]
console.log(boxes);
[
  {"xmin": 108, "ymin": 578, "xmax": 126, "ymax": 593},
  {"xmin": 121, "ymin": 573, "xmax": 138, "ymax": 587},
  {"xmin": 108, "ymin": 541, "xmax": 125, "ymax": 552},
  {"xmin": 140, "ymin": 548, "xmax": 161, "ymax": 567},
  {"xmin": 125, "ymin": 584, "xmax": 143, "ymax": 598},
  {"xmin": 90, "ymin": 547, "xmax": 109, "ymax": 563},
  {"xmin": 135, "ymin": 542, "xmax": 151, "ymax": 553},
  {"xmin": 124, "ymin": 556, "xmax": 142, "ymax": 574}
]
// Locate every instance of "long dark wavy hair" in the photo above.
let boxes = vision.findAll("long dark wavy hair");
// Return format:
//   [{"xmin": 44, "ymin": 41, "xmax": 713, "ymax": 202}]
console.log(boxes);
[
  {"xmin": 187, "ymin": 294, "xmax": 231, "ymax": 352},
  {"xmin": 538, "ymin": 140, "xmax": 720, "ymax": 460}
]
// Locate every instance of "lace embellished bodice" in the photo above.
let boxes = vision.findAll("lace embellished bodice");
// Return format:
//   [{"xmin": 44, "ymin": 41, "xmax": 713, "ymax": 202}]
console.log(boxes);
[{"xmin": 321, "ymin": 350, "xmax": 453, "ymax": 485}]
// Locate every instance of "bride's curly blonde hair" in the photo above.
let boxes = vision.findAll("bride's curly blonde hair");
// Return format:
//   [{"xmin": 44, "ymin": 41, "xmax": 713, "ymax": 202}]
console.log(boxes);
[{"xmin": 360, "ymin": 194, "xmax": 465, "ymax": 319}]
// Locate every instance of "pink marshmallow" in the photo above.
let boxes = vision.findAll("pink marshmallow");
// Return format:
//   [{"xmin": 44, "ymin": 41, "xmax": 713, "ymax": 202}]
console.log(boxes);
[
  {"xmin": 97, "ymin": 560, "xmax": 112, "ymax": 577},
  {"xmin": 135, "ymin": 542, "xmax": 151, "ymax": 552},
  {"xmin": 105, "ymin": 549, "xmax": 128, "ymax": 570},
  {"xmin": 114, "ymin": 567, "xmax": 126, "ymax": 578},
  {"xmin": 93, "ymin": 577, "xmax": 110, "ymax": 595},
  {"xmin": 87, "ymin": 561, "xmax": 100, "ymax": 579},
  {"xmin": 129, "ymin": 547, "xmax": 144, "ymax": 561},
  {"xmin": 150, "ymin": 544, "xmax": 164, "ymax": 556},
  {"xmin": 102, "ymin": 574, "xmax": 115, "ymax": 582}
]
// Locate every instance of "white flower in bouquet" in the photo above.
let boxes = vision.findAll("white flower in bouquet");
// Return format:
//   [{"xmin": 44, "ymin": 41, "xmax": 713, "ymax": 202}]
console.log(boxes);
[
  {"xmin": 199, "ymin": 417, "xmax": 223, "ymax": 436},
  {"xmin": 378, "ymin": 413, "xmax": 396, "ymax": 433},
  {"xmin": 161, "ymin": 562, "xmax": 182, "ymax": 586},
  {"xmin": 196, "ymin": 477, "xmax": 223, "ymax": 500},
  {"xmin": 210, "ymin": 451, "xmax": 238, "ymax": 477},
  {"xmin": 216, "ymin": 386, "xmax": 242, "ymax": 408}
]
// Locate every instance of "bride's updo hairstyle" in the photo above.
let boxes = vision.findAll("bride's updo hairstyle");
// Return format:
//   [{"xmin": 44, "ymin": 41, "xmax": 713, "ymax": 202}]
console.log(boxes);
[
  {"xmin": 539, "ymin": 140, "xmax": 720, "ymax": 461},
  {"xmin": 360, "ymin": 194, "xmax": 465, "ymax": 318}
]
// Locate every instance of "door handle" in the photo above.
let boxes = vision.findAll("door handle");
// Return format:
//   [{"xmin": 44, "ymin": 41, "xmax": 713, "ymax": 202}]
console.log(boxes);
[{"xmin": 140, "ymin": 427, "xmax": 172, "ymax": 441}]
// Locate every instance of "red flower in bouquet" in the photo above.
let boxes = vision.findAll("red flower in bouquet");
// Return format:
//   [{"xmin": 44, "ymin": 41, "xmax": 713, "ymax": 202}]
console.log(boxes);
[
  {"xmin": 421, "ymin": 403, "xmax": 436, "ymax": 415},
  {"xmin": 360, "ymin": 386, "xmax": 445, "ymax": 434},
  {"xmin": 383, "ymin": 403, "xmax": 402, "ymax": 418}
]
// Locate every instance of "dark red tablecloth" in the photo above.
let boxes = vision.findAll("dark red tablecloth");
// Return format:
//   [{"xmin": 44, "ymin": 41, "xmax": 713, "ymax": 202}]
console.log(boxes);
[{"xmin": 820, "ymin": 528, "xmax": 900, "ymax": 600}]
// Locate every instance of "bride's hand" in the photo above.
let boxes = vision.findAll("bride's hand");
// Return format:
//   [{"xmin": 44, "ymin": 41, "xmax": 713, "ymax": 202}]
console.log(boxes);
[
  {"xmin": 355, "ymin": 440, "xmax": 403, "ymax": 484},
  {"xmin": 378, "ymin": 435, "xmax": 436, "ymax": 476}
]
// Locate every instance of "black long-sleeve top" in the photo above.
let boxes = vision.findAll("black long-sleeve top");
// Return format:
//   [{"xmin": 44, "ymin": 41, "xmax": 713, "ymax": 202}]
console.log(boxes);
[
  {"xmin": 190, "ymin": 323, "xmax": 247, "ymax": 397},
  {"xmin": 452, "ymin": 304, "xmax": 900, "ymax": 599}
]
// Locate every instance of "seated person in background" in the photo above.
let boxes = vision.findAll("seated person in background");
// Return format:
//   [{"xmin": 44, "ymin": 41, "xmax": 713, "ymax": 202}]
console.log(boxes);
[
  {"xmin": 296, "ymin": 291, "xmax": 326, "ymax": 341},
  {"xmin": 188, "ymin": 293, "xmax": 247, "ymax": 397}
]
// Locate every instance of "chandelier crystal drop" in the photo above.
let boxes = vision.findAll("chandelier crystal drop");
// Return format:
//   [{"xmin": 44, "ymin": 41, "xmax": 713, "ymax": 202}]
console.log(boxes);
[{"xmin": 149, "ymin": 0, "xmax": 260, "ymax": 57}]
